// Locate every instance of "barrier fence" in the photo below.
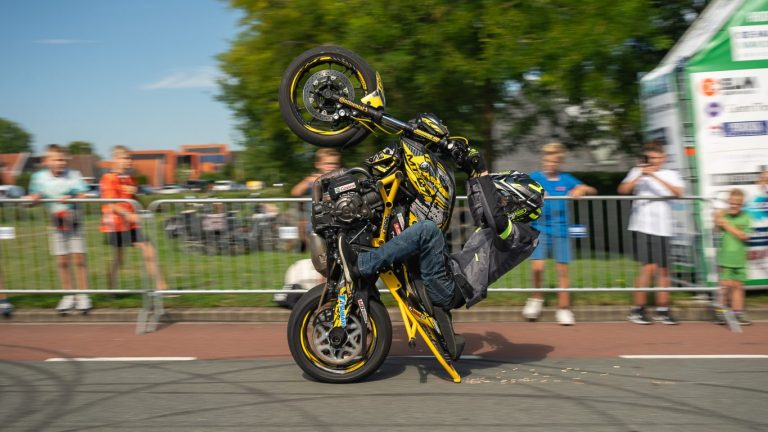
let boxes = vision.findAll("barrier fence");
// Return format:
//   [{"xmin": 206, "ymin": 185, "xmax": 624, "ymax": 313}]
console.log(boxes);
[{"xmin": 0, "ymin": 196, "xmax": 727, "ymax": 331}]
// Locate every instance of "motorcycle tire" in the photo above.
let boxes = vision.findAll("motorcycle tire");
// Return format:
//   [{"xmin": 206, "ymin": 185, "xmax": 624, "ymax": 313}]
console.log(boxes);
[
  {"xmin": 279, "ymin": 46, "xmax": 379, "ymax": 148},
  {"xmin": 287, "ymin": 284, "xmax": 392, "ymax": 383}
]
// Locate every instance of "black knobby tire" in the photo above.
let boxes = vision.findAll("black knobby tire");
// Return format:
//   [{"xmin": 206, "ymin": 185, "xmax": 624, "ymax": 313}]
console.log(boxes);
[
  {"xmin": 287, "ymin": 284, "xmax": 392, "ymax": 383},
  {"xmin": 278, "ymin": 46, "xmax": 379, "ymax": 148}
]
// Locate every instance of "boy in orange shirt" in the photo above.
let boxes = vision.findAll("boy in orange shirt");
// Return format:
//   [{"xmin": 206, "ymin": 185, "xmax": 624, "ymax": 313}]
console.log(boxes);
[{"xmin": 100, "ymin": 146, "xmax": 167, "ymax": 291}]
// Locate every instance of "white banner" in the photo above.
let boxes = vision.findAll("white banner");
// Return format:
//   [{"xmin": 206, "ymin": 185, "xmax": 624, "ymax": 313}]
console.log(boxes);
[
  {"xmin": 730, "ymin": 25, "xmax": 768, "ymax": 61},
  {"xmin": 691, "ymin": 68, "xmax": 768, "ymax": 280}
]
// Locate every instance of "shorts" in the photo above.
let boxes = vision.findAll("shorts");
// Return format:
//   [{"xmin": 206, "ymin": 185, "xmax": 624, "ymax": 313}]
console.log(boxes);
[
  {"xmin": 530, "ymin": 233, "xmax": 571, "ymax": 263},
  {"xmin": 719, "ymin": 266, "xmax": 746, "ymax": 282},
  {"xmin": 633, "ymin": 231, "xmax": 669, "ymax": 267},
  {"xmin": 106, "ymin": 229, "xmax": 144, "ymax": 247},
  {"xmin": 49, "ymin": 227, "xmax": 87, "ymax": 256}
]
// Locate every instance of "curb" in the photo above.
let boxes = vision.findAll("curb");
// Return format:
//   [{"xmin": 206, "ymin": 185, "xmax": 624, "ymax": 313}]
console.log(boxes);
[{"xmin": 4, "ymin": 305, "xmax": 767, "ymax": 324}]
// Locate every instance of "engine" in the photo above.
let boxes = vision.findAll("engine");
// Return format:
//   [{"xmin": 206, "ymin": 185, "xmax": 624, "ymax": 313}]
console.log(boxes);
[{"xmin": 311, "ymin": 169, "xmax": 383, "ymax": 230}]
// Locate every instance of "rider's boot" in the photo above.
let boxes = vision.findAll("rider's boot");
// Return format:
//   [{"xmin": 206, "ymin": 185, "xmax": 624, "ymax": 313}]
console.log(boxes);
[{"xmin": 433, "ymin": 307, "xmax": 461, "ymax": 360}]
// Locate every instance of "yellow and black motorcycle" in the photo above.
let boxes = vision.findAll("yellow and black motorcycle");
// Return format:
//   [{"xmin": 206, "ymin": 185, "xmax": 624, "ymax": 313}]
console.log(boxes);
[{"xmin": 280, "ymin": 46, "xmax": 473, "ymax": 383}]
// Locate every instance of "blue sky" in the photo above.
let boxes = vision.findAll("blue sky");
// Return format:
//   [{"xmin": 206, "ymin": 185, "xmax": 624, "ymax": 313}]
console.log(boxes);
[{"xmin": 0, "ymin": 0, "xmax": 242, "ymax": 157}]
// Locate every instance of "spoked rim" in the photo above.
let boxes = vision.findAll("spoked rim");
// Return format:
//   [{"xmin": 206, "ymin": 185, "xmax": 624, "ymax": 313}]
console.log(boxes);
[
  {"xmin": 288, "ymin": 58, "xmax": 369, "ymax": 136},
  {"xmin": 300, "ymin": 302, "xmax": 376, "ymax": 374}
]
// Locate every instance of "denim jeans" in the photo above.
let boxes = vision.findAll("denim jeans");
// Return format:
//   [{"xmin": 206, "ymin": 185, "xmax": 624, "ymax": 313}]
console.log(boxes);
[{"xmin": 357, "ymin": 220, "xmax": 455, "ymax": 307}]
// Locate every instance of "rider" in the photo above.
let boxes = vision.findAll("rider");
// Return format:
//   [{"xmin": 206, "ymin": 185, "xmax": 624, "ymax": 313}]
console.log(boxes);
[{"xmin": 339, "ymin": 126, "xmax": 542, "ymax": 359}]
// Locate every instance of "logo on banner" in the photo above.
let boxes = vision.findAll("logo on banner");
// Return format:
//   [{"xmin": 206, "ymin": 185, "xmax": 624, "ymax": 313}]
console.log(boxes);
[
  {"xmin": 700, "ymin": 76, "xmax": 759, "ymax": 96},
  {"xmin": 705, "ymin": 102, "xmax": 722, "ymax": 117},
  {"xmin": 723, "ymin": 120, "xmax": 768, "ymax": 137}
]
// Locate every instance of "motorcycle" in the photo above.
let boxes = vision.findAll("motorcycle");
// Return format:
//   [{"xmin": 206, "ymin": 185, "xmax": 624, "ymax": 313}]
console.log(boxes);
[{"xmin": 279, "ymin": 46, "xmax": 480, "ymax": 383}]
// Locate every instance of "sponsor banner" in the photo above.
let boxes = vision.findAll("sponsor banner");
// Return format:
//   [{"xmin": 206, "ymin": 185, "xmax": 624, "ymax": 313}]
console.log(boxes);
[
  {"xmin": 730, "ymin": 24, "xmax": 768, "ymax": 61},
  {"xmin": 692, "ymin": 68, "xmax": 768, "ymax": 280}
]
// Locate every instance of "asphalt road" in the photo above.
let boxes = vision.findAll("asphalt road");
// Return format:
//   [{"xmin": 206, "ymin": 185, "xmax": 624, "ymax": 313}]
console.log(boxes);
[{"xmin": 1, "ymin": 322, "xmax": 766, "ymax": 432}]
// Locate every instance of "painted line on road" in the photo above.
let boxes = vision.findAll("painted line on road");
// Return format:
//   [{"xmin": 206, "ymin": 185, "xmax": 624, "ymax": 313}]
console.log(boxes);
[
  {"xmin": 620, "ymin": 355, "xmax": 768, "ymax": 359},
  {"xmin": 45, "ymin": 357, "xmax": 197, "ymax": 362}
]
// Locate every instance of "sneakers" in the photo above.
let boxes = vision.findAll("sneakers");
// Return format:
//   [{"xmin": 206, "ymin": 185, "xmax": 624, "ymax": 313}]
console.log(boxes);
[
  {"xmin": 433, "ymin": 307, "xmax": 460, "ymax": 360},
  {"xmin": 522, "ymin": 297, "xmax": 543, "ymax": 321},
  {"xmin": 556, "ymin": 308, "xmax": 575, "ymax": 326},
  {"xmin": 713, "ymin": 308, "xmax": 727, "ymax": 325},
  {"xmin": 56, "ymin": 294, "xmax": 92, "ymax": 314},
  {"xmin": 653, "ymin": 309, "xmax": 679, "ymax": 325},
  {"xmin": 56, "ymin": 295, "xmax": 75, "ymax": 314},
  {"xmin": 0, "ymin": 300, "xmax": 13, "ymax": 318},
  {"xmin": 337, "ymin": 235, "xmax": 360, "ymax": 285},
  {"xmin": 735, "ymin": 312, "xmax": 752, "ymax": 326},
  {"xmin": 627, "ymin": 306, "xmax": 653, "ymax": 325},
  {"xmin": 75, "ymin": 294, "xmax": 92, "ymax": 312}
]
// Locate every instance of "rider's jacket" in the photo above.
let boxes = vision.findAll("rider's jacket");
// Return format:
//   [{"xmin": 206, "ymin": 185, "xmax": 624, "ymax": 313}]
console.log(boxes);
[{"xmin": 450, "ymin": 175, "xmax": 540, "ymax": 308}]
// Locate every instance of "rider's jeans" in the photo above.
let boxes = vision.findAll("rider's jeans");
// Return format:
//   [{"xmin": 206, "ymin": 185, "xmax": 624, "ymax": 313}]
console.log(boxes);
[{"xmin": 357, "ymin": 220, "xmax": 455, "ymax": 307}]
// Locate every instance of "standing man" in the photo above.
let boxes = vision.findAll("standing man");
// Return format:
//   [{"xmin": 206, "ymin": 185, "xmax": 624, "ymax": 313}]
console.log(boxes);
[
  {"xmin": 525, "ymin": 143, "xmax": 596, "ymax": 325},
  {"xmin": 27, "ymin": 144, "xmax": 91, "ymax": 313},
  {"xmin": 618, "ymin": 140, "xmax": 684, "ymax": 325}
]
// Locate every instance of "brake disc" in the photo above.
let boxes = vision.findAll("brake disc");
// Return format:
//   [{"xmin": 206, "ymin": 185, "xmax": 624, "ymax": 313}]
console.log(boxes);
[
  {"xmin": 310, "ymin": 307, "xmax": 365, "ymax": 366},
  {"xmin": 302, "ymin": 69, "xmax": 354, "ymax": 122}
]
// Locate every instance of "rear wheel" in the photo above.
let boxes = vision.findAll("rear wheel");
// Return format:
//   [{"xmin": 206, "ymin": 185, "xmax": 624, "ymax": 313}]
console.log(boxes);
[
  {"xmin": 287, "ymin": 284, "xmax": 392, "ymax": 383},
  {"xmin": 278, "ymin": 46, "xmax": 379, "ymax": 148}
]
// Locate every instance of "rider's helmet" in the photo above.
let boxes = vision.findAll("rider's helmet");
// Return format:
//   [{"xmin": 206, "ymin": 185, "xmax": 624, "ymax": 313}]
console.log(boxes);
[
  {"xmin": 490, "ymin": 171, "xmax": 544, "ymax": 223},
  {"xmin": 413, "ymin": 113, "xmax": 449, "ymax": 138}
]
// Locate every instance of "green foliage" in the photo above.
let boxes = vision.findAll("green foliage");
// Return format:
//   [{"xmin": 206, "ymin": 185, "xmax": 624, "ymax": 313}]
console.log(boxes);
[
  {"xmin": 0, "ymin": 118, "xmax": 33, "ymax": 154},
  {"xmin": 67, "ymin": 141, "xmax": 94, "ymax": 155},
  {"xmin": 218, "ymin": 0, "xmax": 709, "ymax": 178}
]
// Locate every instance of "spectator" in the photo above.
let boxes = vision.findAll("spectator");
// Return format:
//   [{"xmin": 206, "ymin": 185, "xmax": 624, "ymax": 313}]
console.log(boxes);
[
  {"xmin": 291, "ymin": 148, "xmax": 342, "ymax": 247},
  {"xmin": 291, "ymin": 148, "xmax": 342, "ymax": 198},
  {"xmin": 524, "ymin": 143, "xmax": 596, "ymax": 325},
  {"xmin": 100, "ymin": 146, "xmax": 168, "ymax": 292},
  {"xmin": 714, "ymin": 188, "xmax": 752, "ymax": 325},
  {"xmin": 618, "ymin": 140, "xmax": 684, "ymax": 325},
  {"xmin": 27, "ymin": 144, "xmax": 91, "ymax": 313}
]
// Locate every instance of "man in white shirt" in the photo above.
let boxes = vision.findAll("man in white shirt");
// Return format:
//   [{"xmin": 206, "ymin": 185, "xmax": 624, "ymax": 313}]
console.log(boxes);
[{"xmin": 618, "ymin": 141, "xmax": 684, "ymax": 325}]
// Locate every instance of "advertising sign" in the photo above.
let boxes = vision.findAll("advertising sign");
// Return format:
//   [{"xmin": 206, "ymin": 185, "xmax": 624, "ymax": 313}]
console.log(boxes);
[{"xmin": 691, "ymin": 68, "xmax": 768, "ymax": 280}]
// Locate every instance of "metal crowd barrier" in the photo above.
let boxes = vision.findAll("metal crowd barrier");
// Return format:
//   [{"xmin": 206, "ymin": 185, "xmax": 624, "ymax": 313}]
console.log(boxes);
[{"xmin": 0, "ymin": 195, "xmax": 723, "ymax": 332}]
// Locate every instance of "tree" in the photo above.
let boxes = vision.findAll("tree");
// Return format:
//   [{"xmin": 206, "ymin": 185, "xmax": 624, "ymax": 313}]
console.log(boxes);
[
  {"xmin": 67, "ymin": 141, "xmax": 94, "ymax": 155},
  {"xmin": 218, "ymin": 0, "xmax": 708, "ymax": 179},
  {"xmin": 0, "ymin": 118, "xmax": 32, "ymax": 154}
]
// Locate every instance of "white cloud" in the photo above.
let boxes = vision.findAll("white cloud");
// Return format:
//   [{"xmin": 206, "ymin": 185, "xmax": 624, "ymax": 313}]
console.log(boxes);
[
  {"xmin": 34, "ymin": 39, "xmax": 96, "ymax": 45},
  {"xmin": 142, "ymin": 67, "xmax": 220, "ymax": 90}
]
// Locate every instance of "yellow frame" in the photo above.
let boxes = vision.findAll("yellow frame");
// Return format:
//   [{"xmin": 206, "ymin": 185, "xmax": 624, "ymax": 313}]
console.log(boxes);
[{"xmin": 372, "ymin": 171, "xmax": 461, "ymax": 383}]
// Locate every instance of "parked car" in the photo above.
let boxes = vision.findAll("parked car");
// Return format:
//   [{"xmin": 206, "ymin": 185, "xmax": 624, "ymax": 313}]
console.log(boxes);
[
  {"xmin": 155, "ymin": 185, "xmax": 189, "ymax": 195},
  {"xmin": 186, "ymin": 179, "xmax": 211, "ymax": 192},
  {"xmin": 0, "ymin": 185, "xmax": 25, "ymax": 198},
  {"xmin": 212, "ymin": 180, "xmax": 245, "ymax": 191}
]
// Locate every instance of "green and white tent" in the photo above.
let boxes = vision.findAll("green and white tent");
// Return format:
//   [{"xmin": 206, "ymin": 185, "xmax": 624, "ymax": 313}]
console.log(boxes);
[{"xmin": 641, "ymin": 0, "xmax": 768, "ymax": 285}]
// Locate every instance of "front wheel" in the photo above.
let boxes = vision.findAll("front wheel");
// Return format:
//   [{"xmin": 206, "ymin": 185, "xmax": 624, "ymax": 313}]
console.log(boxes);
[
  {"xmin": 278, "ymin": 46, "xmax": 379, "ymax": 148},
  {"xmin": 287, "ymin": 284, "xmax": 392, "ymax": 383}
]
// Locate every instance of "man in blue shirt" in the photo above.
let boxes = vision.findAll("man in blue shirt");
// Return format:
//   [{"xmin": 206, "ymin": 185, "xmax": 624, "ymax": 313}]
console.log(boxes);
[
  {"xmin": 524, "ymin": 143, "xmax": 596, "ymax": 325},
  {"xmin": 27, "ymin": 144, "xmax": 91, "ymax": 313}
]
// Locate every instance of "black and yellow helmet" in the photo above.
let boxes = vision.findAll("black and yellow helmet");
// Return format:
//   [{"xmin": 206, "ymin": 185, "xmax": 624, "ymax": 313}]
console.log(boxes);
[{"xmin": 491, "ymin": 171, "xmax": 543, "ymax": 223}]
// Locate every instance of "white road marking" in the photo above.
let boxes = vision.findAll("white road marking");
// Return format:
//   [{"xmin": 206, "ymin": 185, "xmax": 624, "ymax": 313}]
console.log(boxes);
[
  {"xmin": 619, "ymin": 355, "xmax": 768, "ymax": 359},
  {"xmin": 45, "ymin": 357, "xmax": 197, "ymax": 362}
]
